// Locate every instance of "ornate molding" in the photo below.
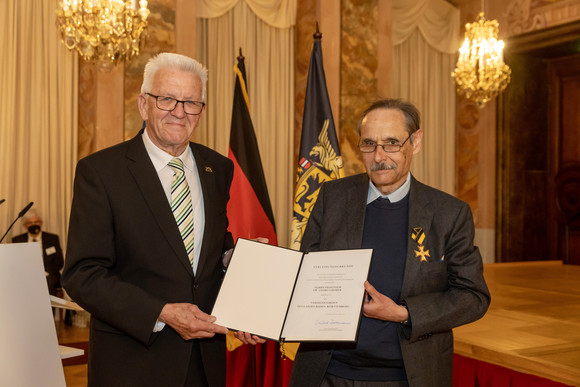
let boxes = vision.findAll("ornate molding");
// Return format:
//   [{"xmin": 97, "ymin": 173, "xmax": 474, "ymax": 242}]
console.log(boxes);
[{"xmin": 504, "ymin": 0, "xmax": 580, "ymax": 36}]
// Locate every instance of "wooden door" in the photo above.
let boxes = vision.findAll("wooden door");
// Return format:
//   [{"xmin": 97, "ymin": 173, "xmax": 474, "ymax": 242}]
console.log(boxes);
[
  {"xmin": 497, "ymin": 53, "xmax": 551, "ymax": 262},
  {"xmin": 497, "ymin": 22, "xmax": 580, "ymax": 263},
  {"xmin": 550, "ymin": 55, "xmax": 580, "ymax": 265}
]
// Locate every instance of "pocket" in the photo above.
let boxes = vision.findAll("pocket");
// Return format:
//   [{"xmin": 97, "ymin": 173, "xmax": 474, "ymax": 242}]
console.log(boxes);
[
  {"xmin": 92, "ymin": 318, "xmax": 125, "ymax": 336},
  {"xmin": 419, "ymin": 261, "xmax": 448, "ymax": 292}
]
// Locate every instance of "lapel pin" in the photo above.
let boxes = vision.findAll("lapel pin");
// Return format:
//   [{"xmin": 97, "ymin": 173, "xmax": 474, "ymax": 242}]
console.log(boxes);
[{"xmin": 205, "ymin": 166, "xmax": 213, "ymax": 173}]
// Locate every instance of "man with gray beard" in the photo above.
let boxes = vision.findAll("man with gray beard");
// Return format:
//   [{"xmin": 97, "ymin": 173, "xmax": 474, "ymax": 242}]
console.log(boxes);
[{"xmin": 289, "ymin": 99, "xmax": 490, "ymax": 387}]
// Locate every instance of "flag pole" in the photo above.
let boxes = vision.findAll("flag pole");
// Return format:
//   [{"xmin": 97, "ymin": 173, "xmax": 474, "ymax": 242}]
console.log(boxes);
[
  {"xmin": 234, "ymin": 48, "xmax": 256, "ymax": 387},
  {"xmin": 314, "ymin": 21, "xmax": 322, "ymax": 40},
  {"xmin": 288, "ymin": 23, "xmax": 346, "ymax": 362}
]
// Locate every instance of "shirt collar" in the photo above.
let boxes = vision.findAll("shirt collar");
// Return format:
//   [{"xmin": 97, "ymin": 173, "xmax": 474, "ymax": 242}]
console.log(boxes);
[
  {"xmin": 28, "ymin": 231, "xmax": 42, "ymax": 241},
  {"xmin": 142, "ymin": 129, "xmax": 195, "ymax": 172},
  {"xmin": 366, "ymin": 172, "xmax": 411, "ymax": 204}
]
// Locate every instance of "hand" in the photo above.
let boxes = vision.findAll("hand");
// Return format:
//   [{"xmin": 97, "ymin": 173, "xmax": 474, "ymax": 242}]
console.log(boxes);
[
  {"xmin": 251, "ymin": 237, "xmax": 269, "ymax": 244},
  {"xmin": 222, "ymin": 248, "xmax": 234, "ymax": 268},
  {"xmin": 233, "ymin": 331, "xmax": 266, "ymax": 345},
  {"xmin": 159, "ymin": 303, "xmax": 228, "ymax": 340},
  {"xmin": 362, "ymin": 281, "xmax": 408, "ymax": 323}
]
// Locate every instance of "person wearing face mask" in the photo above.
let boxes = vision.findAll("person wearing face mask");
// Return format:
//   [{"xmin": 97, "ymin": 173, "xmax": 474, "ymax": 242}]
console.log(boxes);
[{"xmin": 12, "ymin": 208, "xmax": 64, "ymax": 297}]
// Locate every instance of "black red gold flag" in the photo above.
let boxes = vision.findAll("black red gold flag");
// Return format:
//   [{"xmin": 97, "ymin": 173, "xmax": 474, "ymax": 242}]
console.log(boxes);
[
  {"xmin": 227, "ymin": 54, "xmax": 277, "ymax": 245},
  {"xmin": 226, "ymin": 52, "xmax": 293, "ymax": 387}
]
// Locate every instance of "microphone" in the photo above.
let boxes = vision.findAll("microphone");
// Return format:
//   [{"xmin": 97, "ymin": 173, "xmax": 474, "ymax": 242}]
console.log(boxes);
[
  {"xmin": 0, "ymin": 201, "xmax": 34, "ymax": 243},
  {"xmin": 0, "ymin": 199, "xmax": 5, "ymax": 206},
  {"xmin": 18, "ymin": 201, "xmax": 34, "ymax": 218}
]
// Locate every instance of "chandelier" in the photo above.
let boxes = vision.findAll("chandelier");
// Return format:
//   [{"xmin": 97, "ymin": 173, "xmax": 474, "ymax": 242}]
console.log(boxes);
[
  {"xmin": 451, "ymin": 9, "xmax": 511, "ymax": 107},
  {"xmin": 56, "ymin": 0, "xmax": 150, "ymax": 72}
]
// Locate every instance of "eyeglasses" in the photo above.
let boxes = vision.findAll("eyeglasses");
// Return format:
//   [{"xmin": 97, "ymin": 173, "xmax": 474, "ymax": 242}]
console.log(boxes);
[
  {"xmin": 146, "ymin": 93, "xmax": 205, "ymax": 115},
  {"xmin": 358, "ymin": 134, "xmax": 412, "ymax": 153}
]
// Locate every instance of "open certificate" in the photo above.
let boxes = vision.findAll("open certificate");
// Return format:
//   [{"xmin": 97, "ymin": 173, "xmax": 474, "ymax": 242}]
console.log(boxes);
[{"xmin": 211, "ymin": 238, "xmax": 372, "ymax": 342}]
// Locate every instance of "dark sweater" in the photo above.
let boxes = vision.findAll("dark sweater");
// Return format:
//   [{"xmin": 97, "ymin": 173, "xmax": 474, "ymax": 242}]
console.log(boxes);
[{"xmin": 327, "ymin": 194, "xmax": 409, "ymax": 381}]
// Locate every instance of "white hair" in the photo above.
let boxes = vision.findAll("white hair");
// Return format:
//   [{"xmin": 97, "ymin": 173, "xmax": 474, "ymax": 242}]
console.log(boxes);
[
  {"xmin": 22, "ymin": 208, "xmax": 42, "ymax": 224},
  {"xmin": 141, "ymin": 52, "xmax": 208, "ymax": 102}
]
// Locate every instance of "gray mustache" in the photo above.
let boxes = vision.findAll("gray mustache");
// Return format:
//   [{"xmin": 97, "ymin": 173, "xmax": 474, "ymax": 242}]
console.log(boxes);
[{"xmin": 370, "ymin": 163, "xmax": 396, "ymax": 172}]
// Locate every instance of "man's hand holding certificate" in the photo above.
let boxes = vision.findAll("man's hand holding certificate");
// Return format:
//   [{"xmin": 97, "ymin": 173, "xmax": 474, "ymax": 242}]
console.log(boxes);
[{"xmin": 211, "ymin": 239, "xmax": 372, "ymax": 342}]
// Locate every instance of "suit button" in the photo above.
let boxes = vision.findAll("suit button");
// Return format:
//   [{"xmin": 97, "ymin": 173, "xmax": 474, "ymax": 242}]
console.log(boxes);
[{"xmin": 193, "ymin": 284, "xmax": 199, "ymax": 290}]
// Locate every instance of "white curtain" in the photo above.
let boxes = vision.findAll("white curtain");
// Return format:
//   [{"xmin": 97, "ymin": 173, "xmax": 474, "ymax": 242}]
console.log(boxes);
[
  {"xmin": 392, "ymin": 0, "xmax": 459, "ymax": 194},
  {"xmin": 0, "ymin": 0, "xmax": 78, "ymax": 244},
  {"xmin": 197, "ymin": 0, "xmax": 295, "ymax": 28},
  {"xmin": 196, "ymin": 0, "xmax": 295, "ymax": 247}
]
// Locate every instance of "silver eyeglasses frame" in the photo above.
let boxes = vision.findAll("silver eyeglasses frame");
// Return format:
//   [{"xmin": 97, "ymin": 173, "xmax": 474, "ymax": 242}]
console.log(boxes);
[{"xmin": 358, "ymin": 134, "xmax": 412, "ymax": 153}]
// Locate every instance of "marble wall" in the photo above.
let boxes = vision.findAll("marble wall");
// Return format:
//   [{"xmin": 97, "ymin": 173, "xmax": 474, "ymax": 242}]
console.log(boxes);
[
  {"xmin": 339, "ymin": 0, "xmax": 379, "ymax": 176},
  {"xmin": 78, "ymin": 61, "xmax": 97, "ymax": 159},
  {"xmin": 295, "ymin": 0, "xmax": 390, "ymax": 177},
  {"xmin": 77, "ymin": 0, "xmax": 580, "ymax": 261},
  {"xmin": 124, "ymin": 0, "xmax": 176, "ymax": 141},
  {"xmin": 294, "ymin": 0, "xmax": 317, "ymax": 166},
  {"xmin": 77, "ymin": 0, "xmax": 176, "ymax": 160},
  {"xmin": 78, "ymin": 0, "xmax": 391, "ymax": 178}
]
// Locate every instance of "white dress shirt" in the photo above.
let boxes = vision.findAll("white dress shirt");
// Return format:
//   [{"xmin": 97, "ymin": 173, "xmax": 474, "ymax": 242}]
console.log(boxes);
[
  {"xmin": 142, "ymin": 129, "xmax": 205, "ymax": 275},
  {"xmin": 142, "ymin": 130, "xmax": 207, "ymax": 332},
  {"xmin": 367, "ymin": 172, "xmax": 411, "ymax": 205}
]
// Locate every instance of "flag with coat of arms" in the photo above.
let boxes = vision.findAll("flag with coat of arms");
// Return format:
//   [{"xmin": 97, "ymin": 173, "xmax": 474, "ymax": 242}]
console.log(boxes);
[{"xmin": 291, "ymin": 29, "xmax": 345, "ymax": 251}]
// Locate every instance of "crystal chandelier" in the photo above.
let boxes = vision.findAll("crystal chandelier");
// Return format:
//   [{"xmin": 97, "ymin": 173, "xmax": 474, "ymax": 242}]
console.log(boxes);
[
  {"xmin": 56, "ymin": 0, "xmax": 150, "ymax": 72},
  {"xmin": 451, "ymin": 7, "xmax": 511, "ymax": 107}
]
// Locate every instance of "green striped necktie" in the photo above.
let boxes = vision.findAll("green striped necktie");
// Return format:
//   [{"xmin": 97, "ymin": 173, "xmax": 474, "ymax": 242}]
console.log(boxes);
[{"xmin": 168, "ymin": 158, "xmax": 195, "ymax": 270}]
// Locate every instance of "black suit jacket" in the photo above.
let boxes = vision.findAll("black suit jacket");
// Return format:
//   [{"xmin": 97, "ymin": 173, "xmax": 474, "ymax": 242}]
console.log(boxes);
[
  {"xmin": 12, "ymin": 231, "xmax": 63, "ymax": 296},
  {"xmin": 62, "ymin": 132, "xmax": 234, "ymax": 387},
  {"xmin": 289, "ymin": 174, "xmax": 490, "ymax": 387}
]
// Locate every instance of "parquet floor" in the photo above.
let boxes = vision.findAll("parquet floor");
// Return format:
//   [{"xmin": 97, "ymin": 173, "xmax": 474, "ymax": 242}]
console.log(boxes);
[
  {"xmin": 56, "ymin": 319, "xmax": 88, "ymax": 387},
  {"xmin": 57, "ymin": 261, "xmax": 580, "ymax": 386},
  {"xmin": 454, "ymin": 261, "xmax": 580, "ymax": 386}
]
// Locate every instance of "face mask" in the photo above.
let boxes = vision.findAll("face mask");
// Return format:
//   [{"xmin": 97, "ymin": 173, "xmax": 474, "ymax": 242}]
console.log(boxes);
[{"xmin": 28, "ymin": 225, "xmax": 41, "ymax": 235}]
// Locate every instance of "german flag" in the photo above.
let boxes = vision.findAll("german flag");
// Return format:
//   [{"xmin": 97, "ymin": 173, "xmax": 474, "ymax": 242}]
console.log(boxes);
[
  {"xmin": 227, "ymin": 53, "xmax": 277, "ymax": 245},
  {"xmin": 226, "ymin": 51, "xmax": 292, "ymax": 387}
]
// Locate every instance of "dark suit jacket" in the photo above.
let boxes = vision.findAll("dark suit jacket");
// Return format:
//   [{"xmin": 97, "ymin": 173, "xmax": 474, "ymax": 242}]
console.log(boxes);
[
  {"xmin": 13, "ymin": 231, "xmax": 64, "ymax": 296},
  {"xmin": 62, "ymin": 132, "xmax": 234, "ymax": 387},
  {"xmin": 289, "ymin": 173, "xmax": 490, "ymax": 387}
]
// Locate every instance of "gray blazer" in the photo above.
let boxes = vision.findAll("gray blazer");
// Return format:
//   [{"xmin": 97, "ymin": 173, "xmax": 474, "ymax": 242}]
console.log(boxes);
[{"xmin": 289, "ymin": 173, "xmax": 490, "ymax": 387}]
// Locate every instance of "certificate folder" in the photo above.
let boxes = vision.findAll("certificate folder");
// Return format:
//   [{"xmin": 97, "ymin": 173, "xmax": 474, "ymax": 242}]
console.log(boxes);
[{"xmin": 211, "ymin": 238, "xmax": 372, "ymax": 342}]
